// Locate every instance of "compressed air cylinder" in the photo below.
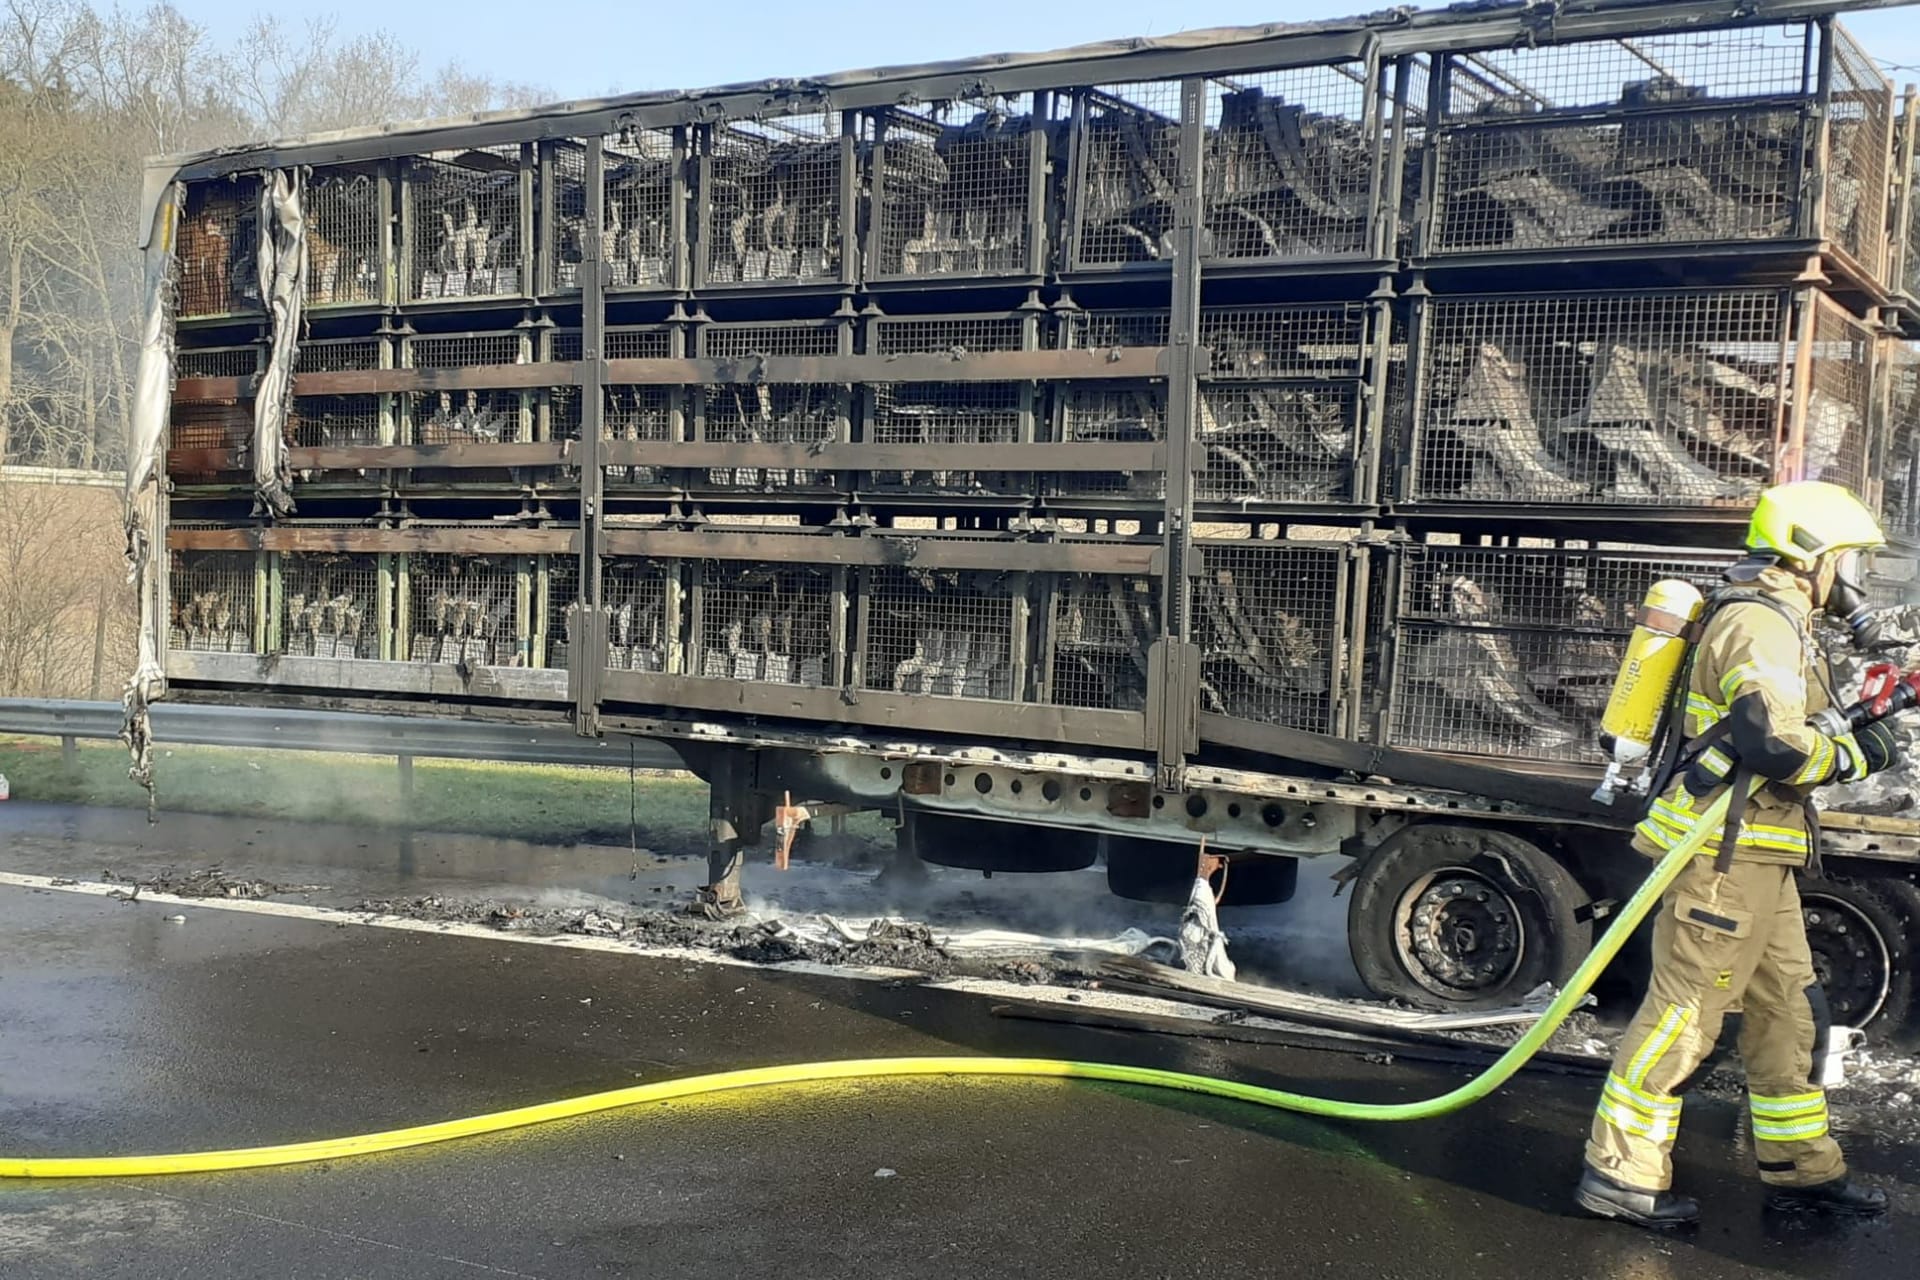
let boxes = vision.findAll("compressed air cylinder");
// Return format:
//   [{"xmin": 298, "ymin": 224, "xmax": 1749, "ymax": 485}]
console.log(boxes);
[{"xmin": 1599, "ymin": 579, "xmax": 1706, "ymax": 770}]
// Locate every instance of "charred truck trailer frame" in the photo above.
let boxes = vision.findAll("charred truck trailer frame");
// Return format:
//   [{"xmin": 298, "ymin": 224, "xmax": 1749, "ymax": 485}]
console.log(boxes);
[{"xmin": 133, "ymin": 0, "xmax": 1920, "ymax": 1025}]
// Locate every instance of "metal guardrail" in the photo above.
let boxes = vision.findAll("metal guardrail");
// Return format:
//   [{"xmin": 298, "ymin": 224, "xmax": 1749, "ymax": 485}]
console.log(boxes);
[{"xmin": 0, "ymin": 699, "xmax": 687, "ymax": 772}]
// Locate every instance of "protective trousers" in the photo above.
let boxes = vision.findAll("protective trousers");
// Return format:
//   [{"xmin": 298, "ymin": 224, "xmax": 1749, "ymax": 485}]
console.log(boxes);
[{"xmin": 1585, "ymin": 856, "xmax": 1845, "ymax": 1191}]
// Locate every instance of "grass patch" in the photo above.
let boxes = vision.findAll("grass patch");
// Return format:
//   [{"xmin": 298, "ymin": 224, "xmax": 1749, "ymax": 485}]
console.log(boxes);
[{"xmin": 0, "ymin": 733, "xmax": 727, "ymax": 850}]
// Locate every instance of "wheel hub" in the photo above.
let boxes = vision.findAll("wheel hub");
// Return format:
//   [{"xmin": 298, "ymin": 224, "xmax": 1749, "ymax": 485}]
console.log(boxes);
[
  {"xmin": 1399, "ymin": 867, "xmax": 1525, "ymax": 997},
  {"xmin": 1802, "ymin": 896, "xmax": 1893, "ymax": 1029}
]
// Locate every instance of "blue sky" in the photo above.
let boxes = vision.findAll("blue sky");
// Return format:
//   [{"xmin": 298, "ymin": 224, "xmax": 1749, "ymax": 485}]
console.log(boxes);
[{"xmin": 175, "ymin": 1, "xmax": 1920, "ymax": 103}]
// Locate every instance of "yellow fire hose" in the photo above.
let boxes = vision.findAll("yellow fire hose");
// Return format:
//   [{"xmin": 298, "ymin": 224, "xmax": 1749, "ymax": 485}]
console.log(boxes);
[{"xmin": 0, "ymin": 791, "xmax": 1734, "ymax": 1180}]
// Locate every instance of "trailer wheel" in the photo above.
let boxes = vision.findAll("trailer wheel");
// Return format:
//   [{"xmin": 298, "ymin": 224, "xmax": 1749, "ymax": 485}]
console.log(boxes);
[
  {"xmin": 1799, "ymin": 874, "xmax": 1913, "ymax": 1036},
  {"xmin": 1348, "ymin": 824, "xmax": 1592, "ymax": 1011}
]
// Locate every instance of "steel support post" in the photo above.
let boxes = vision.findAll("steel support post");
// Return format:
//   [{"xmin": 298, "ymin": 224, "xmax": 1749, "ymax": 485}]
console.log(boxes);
[
  {"xmin": 574, "ymin": 137, "xmax": 609, "ymax": 736},
  {"xmin": 1149, "ymin": 76, "xmax": 1207, "ymax": 792}
]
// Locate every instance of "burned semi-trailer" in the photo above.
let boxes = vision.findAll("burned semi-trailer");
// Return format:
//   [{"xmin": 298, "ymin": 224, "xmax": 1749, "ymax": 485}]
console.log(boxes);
[{"xmin": 125, "ymin": 0, "xmax": 1920, "ymax": 1031}]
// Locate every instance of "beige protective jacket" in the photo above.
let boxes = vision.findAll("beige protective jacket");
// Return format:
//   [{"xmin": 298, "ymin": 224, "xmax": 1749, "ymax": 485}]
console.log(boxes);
[{"xmin": 1633, "ymin": 567, "xmax": 1843, "ymax": 868}]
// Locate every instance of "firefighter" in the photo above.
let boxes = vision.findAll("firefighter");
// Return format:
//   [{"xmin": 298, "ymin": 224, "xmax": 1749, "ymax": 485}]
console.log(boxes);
[{"xmin": 1577, "ymin": 481, "xmax": 1897, "ymax": 1229}]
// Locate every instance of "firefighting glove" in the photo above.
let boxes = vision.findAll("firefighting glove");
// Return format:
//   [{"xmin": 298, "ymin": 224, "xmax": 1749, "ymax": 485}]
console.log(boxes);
[{"xmin": 1834, "ymin": 721, "xmax": 1901, "ymax": 783}]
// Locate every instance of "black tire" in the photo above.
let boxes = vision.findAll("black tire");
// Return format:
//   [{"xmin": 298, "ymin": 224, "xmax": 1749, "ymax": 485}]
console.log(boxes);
[
  {"xmin": 1348, "ymin": 824, "xmax": 1593, "ymax": 1011},
  {"xmin": 1800, "ymin": 873, "xmax": 1914, "ymax": 1036},
  {"xmin": 907, "ymin": 811, "xmax": 1098, "ymax": 873},
  {"xmin": 1105, "ymin": 837, "xmax": 1299, "ymax": 906},
  {"xmin": 1857, "ymin": 877, "xmax": 1920, "ymax": 1048}
]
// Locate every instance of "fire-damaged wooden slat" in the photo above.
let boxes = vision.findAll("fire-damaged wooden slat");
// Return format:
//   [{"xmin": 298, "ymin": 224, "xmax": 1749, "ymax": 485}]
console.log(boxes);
[
  {"xmin": 285, "ymin": 441, "xmax": 572, "ymax": 470},
  {"xmin": 598, "ymin": 528, "xmax": 1158, "ymax": 572},
  {"xmin": 602, "ymin": 348, "xmax": 1171, "ymax": 386},
  {"xmin": 598, "ymin": 670, "xmax": 1151, "ymax": 750},
  {"xmin": 168, "ymin": 526, "xmax": 579, "ymax": 554},
  {"xmin": 598, "ymin": 439, "xmax": 1163, "ymax": 472},
  {"xmin": 291, "ymin": 364, "xmax": 577, "ymax": 395},
  {"xmin": 174, "ymin": 375, "xmax": 256, "ymax": 400},
  {"xmin": 165, "ymin": 651, "xmax": 573, "ymax": 702}
]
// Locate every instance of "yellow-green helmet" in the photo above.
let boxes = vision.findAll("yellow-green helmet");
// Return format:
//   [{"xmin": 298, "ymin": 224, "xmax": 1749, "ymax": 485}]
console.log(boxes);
[{"xmin": 1746, "ymin": 481, "xmax": 1885, "ymax": 568}]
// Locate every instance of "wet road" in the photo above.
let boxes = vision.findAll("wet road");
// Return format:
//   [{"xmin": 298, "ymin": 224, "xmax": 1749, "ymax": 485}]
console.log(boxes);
[{"xmin": 1, "ymin": 810, "xmax": 1918, "ymax": 1277}]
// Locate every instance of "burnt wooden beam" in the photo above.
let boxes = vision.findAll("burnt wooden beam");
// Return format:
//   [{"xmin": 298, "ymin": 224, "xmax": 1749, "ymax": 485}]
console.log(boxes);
[
  {"xmin": 598, "ymin": 440, "xmax": 1162, "ymax": 472},
  {"xmin": 603, "ymin": 348, "xmax": 1170, "ymax": 387},
  {"xmin": 598, "ymin": 528, "xmax": 1156, "ymax": 573},
  {"xmin": 285, "ymin": 441, "xmax": 572, "ymax": 470},
  {"xmin": 291, "ymin": 364, "xmax": 578, "ymax": 396},
  {"xmin": 168, "ymin": 527, "xmax": 578, "ymax": 554}
]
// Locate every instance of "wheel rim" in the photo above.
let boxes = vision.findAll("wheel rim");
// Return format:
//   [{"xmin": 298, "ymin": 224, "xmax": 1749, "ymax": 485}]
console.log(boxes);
[
  {"xmin": 1802, "ymin": 893, "xmax": 1894, "ymax": 1029},
  {"xmin": 1392, "ymin": 864, "xmax": 1528, "ymax": 1000}
]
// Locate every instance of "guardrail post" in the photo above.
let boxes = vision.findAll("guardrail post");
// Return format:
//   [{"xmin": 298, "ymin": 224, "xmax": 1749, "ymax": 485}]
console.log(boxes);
[
  {"xmin": 397, "ymin": 753, "xmax": 414, "ymax": 800},
  {"xmin": 61, "ymin": 735, "xmax": 77, "ymax": 769}
]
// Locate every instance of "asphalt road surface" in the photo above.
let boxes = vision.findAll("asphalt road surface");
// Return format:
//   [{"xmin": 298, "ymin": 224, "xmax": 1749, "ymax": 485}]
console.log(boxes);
[{"xmin": 1, "ymin": 805, "xmax": 1917, "ymax": 1278}]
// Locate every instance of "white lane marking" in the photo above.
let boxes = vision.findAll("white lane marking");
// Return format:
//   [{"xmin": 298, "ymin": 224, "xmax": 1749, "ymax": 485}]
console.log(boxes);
[{"xmin": 0, "ymin": 871, "xmax": 1341, "ymax": 1040}]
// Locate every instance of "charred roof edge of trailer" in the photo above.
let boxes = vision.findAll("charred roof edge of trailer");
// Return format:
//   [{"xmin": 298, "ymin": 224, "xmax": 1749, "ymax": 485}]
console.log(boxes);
[{"xmin": 137, "ymin": 0, "xmax": 1914, "ymax": 245}]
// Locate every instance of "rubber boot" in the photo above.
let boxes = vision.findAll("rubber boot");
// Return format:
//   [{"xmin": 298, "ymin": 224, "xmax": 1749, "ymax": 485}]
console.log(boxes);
[
  {"xmin": 1575, "ymin": 1166, "xmax": 1701, "ymax": 1229},
  {"xmin": 1765, "ymin": 1179, "xmax": 1889, "ymax": 1217}
]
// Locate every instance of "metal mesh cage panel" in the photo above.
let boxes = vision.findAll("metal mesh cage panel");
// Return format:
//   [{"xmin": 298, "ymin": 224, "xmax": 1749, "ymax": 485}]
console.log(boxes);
[
  {"xmin": 169, "ymin": 551, "xmax": 257, "ymax": 653},
  {"xmin": 544, "ymin": 555, "xmax": 580, "ymax": 670},
  {"xmin": 177, "ymin": 179, "xmax": 260, "ymax": 317},
  {"xmin": 704, "ymin": 111, "xmax": 845, "ymax": 285},
  {"xmin": 546, "ymin": 141, "xmax": 590, "ymax": 293},
  {"xmin": 1060, "ymin": 310, "xmax": 1169, "ymax": 350},
  {"xmin": 604, "ymin": 380, "xmax": 678, "ymax": 485},
  {"xmin": 1825, "ymin": 27, "xmax": 1894, "ymax": 272},
  {"xmin": 860, "ymin": 566, "xmax": 1020, "ymax": 700},
  {"xmin": 1201, "ymin": 305, "xmax": 1369, "ymax": 379},
  {"xmin": 1430, "ymin": 107, "xmax": 1802, "ymax": 255},
  {"xmin": 699, "ymin": 385, "xmax": 841, "ymax": 488},
  {"xmin": 290, "ymin": 339, "xmax": 384, "ymax": 453},
  {"xmin": 408, "ymin": 391, "xmax": 527, "ymax": 445},
  {"xmin": 699, "ymin": 322, "xmax": 843, "ymax": 359},
  {"xmin": 1388, "ymin": 544, "xmax": 1735, "ymax": 762},
  {"xmin": 1440, "ymin": 25, "xmax": 1812, "ymax": 119},
  {"xmin": 1427, "ymin": 26, "xmax": 1818, "ymax": 258},
  {"xmin": 872, "ymin": 97, "xmax": 1038, "ymax": 278},
  {"xmin": 1072, "ymin": 82, "xmax": 1184, "ymax": 268},
  {"xmin": 404, "ymin": 333, "xmax": 528, "ymax": 447},
  {"xmin": 606, "ymin": 130, "xmax": 679, "ymax": 290},
  {"xmin": 1194, "ymin": 543, "xmax": 1343, "ymax": 732},
  {"xmin": 1906, "ymin": 109, "xmax": 1920, "ymax": 300},
  {"xmin": 1888, "ymin": 349, "xmax": 1920, "ymax": 544},
  {"xmin": 1054, "ymin": 384, "xmax": 1166, "ymax": 497},
  {"xmin": 1196, "ymin": 383, "xmax": 1360, "ymax": 502},
  {"xmin": 278, "ymin": 553, "xmax": 381, "ymax": 660},
  {"xmin": 1797, "ymin": 302, "xmax": 1875, "ymax": 496},
  {"xmin": 1201, "ymin": 63, "xmax": 1374, "ymax": 262},
  {"xmin": 406, "ymin": 554, "xmax": 521, "ymax": 665},
  {"xmin": 605, "ymin": 327, "xmax": 675, "ymax": 360},
  {"xmin": 169, "ymin": 346, "xmax": 257, "ymax": 478},
  {"xmin": 1411, "ymin": 290, "xmax": 1785, "ymax": 506},
  {"xmin": 605, "ymin": 559, "xmax": 676, "ymax": 672},
  {"xmin": 871, "ymin": 315, "xmax": 1028, "ymax": 355},
  {"xmin": 694, "ymin": 563, "xmax": 836, "ymax": 686},
  {"xmin": 409, "ymin": 147, "xmax": 523, "ymax": 300},
  {"xmin": 305, "ymin": 168, "xmax": 382, "ymax": 306},
  {"xmin": 1048, "ymin": 572, "xmax": 1160, "ymax": 711}
]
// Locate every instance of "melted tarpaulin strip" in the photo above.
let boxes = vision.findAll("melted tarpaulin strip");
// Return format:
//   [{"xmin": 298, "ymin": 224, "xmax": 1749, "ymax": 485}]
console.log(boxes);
[
  {"xmin": 121, "ymin": 181, "xmax": 185, "ymax": 815},
  {"xmin": 253, "ymin": 168, "xmax": 306, "ymax": 519}
]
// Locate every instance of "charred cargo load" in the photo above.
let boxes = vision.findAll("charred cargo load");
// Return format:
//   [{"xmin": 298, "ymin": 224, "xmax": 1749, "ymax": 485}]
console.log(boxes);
[{"xmin": 129, "ymin": 1, "xmax": 1920, "ymax": 1024}]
